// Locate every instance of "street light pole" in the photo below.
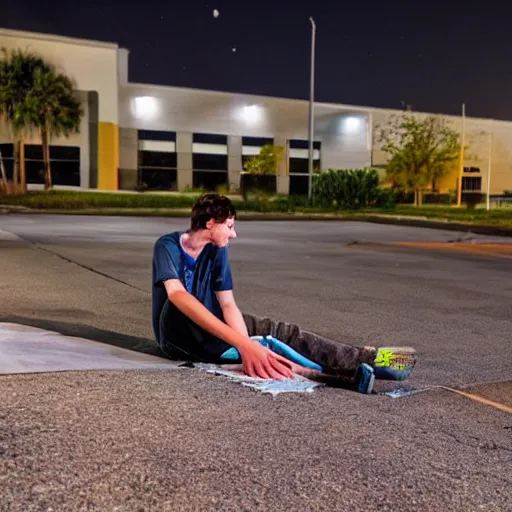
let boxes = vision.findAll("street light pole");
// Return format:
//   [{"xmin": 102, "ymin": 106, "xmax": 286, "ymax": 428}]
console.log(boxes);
[{"xmin": 307, "ymin": 17, "xmax": 316, "ymax": 202}]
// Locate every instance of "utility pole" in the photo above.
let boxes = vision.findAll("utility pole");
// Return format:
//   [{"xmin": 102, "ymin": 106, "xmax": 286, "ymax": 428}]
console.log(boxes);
[
  {"xmin": 307, "ymin": 17, "xmax": 316, "ymax": 202},
  {"xmin": 456, "ymin": 103, "xmax": 466, "ymax": 207}
]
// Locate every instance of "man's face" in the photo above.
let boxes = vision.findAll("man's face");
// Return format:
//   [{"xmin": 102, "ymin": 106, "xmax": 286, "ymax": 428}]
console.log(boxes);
[{"xmin": 207, "ymin": 216, "xmax": 237, "ymax": 247}]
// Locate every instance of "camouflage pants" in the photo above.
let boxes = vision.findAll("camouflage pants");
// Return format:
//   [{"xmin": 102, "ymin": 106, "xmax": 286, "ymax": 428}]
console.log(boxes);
[{"xmin": 243, "ymin": 313, "xmax": 375, "ymax": 378}]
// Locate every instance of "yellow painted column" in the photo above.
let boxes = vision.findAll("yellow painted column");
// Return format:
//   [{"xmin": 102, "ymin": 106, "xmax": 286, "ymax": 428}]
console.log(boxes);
[{"xmin": 98, "ymin": 122, "xmax": 119, "ymax": 190}]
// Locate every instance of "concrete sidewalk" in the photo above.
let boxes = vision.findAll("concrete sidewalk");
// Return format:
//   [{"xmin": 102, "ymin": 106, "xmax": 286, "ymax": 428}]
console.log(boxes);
[{"xmin": 0, "ymin": 323, "xmax": 181, "ymax": 374}]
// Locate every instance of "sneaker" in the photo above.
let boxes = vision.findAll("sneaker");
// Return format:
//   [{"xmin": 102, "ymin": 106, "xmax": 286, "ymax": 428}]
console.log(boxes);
[
  {"xmin": 356, "ymin": 363, "xmax": 375, "ymax": 394},
  {"xmin": 373, "ymin": 347, "xmax": 417, "ymax": 381}
]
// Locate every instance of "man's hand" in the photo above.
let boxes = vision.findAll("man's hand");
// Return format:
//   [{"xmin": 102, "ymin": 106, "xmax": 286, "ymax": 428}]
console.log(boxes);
[
  {"xmin": 164, "ymin": 282, "xmax": 295, "ymax": 381},
  {"xmin": 238, "ymin": 340, "xmax": 294, "ymax": 380}
]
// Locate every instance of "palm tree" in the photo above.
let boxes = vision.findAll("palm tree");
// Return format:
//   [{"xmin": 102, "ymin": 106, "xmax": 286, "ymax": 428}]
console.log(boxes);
[
  {"xmin": 27, "ymin": 67, "xmax": 82, "ymax": 190},
  {"xmin": 0, "ymin": 48, "xmax": 53, "ymax": 193},
  {"xmin": 0, "ymin": 48, "xmax": 21, "ymax": 193},
  {"xmin": 0, "ymin": 48, "xmax": 82, "ymax": 192}
]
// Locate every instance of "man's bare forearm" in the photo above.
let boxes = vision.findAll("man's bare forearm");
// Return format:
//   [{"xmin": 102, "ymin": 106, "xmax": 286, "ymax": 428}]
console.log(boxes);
[
  {"xmin": 222, "ymin": 303, "xmax": 249, "ymax": 337},
  {"xmin": 169, "ymin": 290, "xmax": 252, "ymax": 351}
]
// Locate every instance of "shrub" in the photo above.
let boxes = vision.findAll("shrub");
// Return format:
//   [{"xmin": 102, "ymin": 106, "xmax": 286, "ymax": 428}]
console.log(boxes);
[
  {"xmin": 216, "ymin": 183, "xmax": 230, "ymax": 195},
  {"xmin": 463, "ymin": 192, "xmax": 484, "ymax": 211},
  {"xmin": 422, "ymin": 193, "xmax": 451, "ymax": 205},
  {"xmin": 375, "ymin": 188, "xmax": 397, "ymax": 208},
  {"xmin": 312, "ymin": 168, "xmax": 383, "ymax": 209},
  {"xmin": 393, "ymin": 189, "xmax": 415, "ymax": 204}
]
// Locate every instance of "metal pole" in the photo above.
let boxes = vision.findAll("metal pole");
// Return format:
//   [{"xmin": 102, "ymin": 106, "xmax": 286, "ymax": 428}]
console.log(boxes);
[
  {"xmin": 486, "ymin": 122, "xmax": 492, "ymax": 211},
  {"xmin": 456, "ymin": 103, "xmax": 466, "ymax": 207},
  {"xmin": 307, "ymin": 17, "xmax": 316, "ymax": 202}
]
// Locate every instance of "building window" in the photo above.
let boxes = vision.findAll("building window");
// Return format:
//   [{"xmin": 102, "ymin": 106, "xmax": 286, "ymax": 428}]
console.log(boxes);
[
  {"xmin": 192, "ymin": 133, "xmax": 228, "ymax": 190},
  {"xmin": 0, "ymin": 144, "xmax": 14, "ymax": 180},
  {"xmin": 192, "ymin": 133, "xmax": 228, "ymax": 170},
  {"xmin": 138, "ymin": 130, "xmax": 176, "ymax": 142},
  {"xmin": 193, "ymin": 133, "xmax": 227, "ymax": 145},
  {"xmin": 23, "ymin": 144, "xmax": 80, "ymax": 186},
  {"xmin": 288, "ymin": 139, "xmax": 321, "ymax": 174},
  {"xmin": 462, "ymin": 177, "xmax": 482, "ymax": 191},
  {"xmin": 138, "ymin": 168, "xmax": 177, "ymax": 190},
  {"xmin": 241, "ymin": 136, "xmax": 274, "ymax": 169},
  {"xmin": 289, "ymin": 175, "xmax": 309, "ymax": 195},
  {"xmin": 140, "ymin": 151, "xmax": 177, "ymax": 168},
  {"xmin": 192, "ymin": 153, "xmax": 228, "ymax": 171},
  {"xmin": 137, "ymin": 130, "xmax": 177, "ymax": 191},
  {"xmin": 193, "ymin": 171, "xmax": 228, "ymax": 190},
  {"xmin": 0, "ymin": 143, "xmax": 81, "ymax": 186}
]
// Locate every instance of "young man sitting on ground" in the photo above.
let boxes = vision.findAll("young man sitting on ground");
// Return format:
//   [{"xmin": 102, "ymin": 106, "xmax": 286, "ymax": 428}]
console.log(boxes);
[{"xmin": 152, "ymin": 193, "xmax": 417, "ymax": 394}]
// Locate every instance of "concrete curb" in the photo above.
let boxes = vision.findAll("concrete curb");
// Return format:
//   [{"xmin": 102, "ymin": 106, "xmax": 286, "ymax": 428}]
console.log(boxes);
[
  {"xmin": 0, "ymin": 205, "xmax": 31, "ymax": 213},
  {"xmin": 348, "ymin": 215, "xmax": 512, "ymax": 237}
]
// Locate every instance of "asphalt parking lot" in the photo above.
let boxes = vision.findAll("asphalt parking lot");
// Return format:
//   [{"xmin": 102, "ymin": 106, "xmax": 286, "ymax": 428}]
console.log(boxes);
[{"xmin": 0, "ymin": 215, "xmax": 511, "ymax": 511}]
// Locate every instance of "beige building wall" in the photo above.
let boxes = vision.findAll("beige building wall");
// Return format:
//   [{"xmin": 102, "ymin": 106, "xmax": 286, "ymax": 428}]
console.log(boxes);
[
  {"xmin": 0, "ymin": 29, "xmax": 119, "ymax": 122},
  {"xmin": 371, "ymin": 109, "xmax": 512, "ymax": 194},
  {"xmin": 227, "ymin": 135, "xmax": 242, "ymax": 193},
  {"xmin": 0, "ymin": 28, "xmax": 121, "ymax": 190},
  {"xmin": 118, "ymin": 83, "xmax": 372, "ymax": 172}
]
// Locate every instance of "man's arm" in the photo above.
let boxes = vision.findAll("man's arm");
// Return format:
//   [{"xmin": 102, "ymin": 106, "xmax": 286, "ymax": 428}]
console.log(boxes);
[
  {"xmin": 215, "ymin": 290, "xmax": 248, "ymax": 337},
  {"xmin": 164, "ymin": 279, "xmax": 293, "ymax": 380}
]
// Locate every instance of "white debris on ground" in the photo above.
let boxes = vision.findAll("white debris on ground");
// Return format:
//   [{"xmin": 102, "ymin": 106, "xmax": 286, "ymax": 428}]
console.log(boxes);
[{"xmin": 194, "ymin": 363, "xmax": 324, "ymax": 396}]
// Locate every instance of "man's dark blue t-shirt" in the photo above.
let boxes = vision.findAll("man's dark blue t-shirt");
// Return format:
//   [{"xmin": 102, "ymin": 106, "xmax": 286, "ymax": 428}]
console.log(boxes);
[{"xmin": 152, "ymin": 231, "xmax": 233, "ymax": 346}]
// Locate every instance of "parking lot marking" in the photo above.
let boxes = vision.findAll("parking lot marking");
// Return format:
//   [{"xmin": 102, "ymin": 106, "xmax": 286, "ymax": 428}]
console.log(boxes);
[
  {"xmin": 440, "ymin": 386, "xmax": 512, "ymax": 414},
  {"xmin": 392, "ymin": 242, "xmax": 512, "ymax": 259}
]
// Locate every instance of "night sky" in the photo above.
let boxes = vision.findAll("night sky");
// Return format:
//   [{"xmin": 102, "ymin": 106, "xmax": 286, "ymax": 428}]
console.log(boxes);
[{"xmin": 4, "ymin": 1, "xmax": 512, "ymax": 120}]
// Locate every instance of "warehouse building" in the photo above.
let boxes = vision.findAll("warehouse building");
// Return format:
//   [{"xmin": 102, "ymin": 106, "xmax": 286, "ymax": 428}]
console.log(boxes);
[{"xmin": 1, "ymin": 28, "xmax": 511, "ymax": 196}]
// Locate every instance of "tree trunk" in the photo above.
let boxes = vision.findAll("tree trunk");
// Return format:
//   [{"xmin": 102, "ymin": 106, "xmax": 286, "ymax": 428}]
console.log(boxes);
[
  {"xmin": 413, "ymin": 188, "xmax": 424, "ymax": 207},
  {"xmin": 0, "ymin": 150, "xmax": 8, "ymax": 194},
  {"xmin": 42, "ymin": 126, "xmax": 52, "ymax": 191},
  {"xmin": 19, "ymin": 135, "xmax": 26, "ymax": 193}
]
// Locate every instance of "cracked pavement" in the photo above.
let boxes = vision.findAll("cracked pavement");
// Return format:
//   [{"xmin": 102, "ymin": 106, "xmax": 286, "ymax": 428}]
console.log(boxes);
[{"xmin": 0, "ymin": 215, "xmax": 511, "ymax": 511}]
